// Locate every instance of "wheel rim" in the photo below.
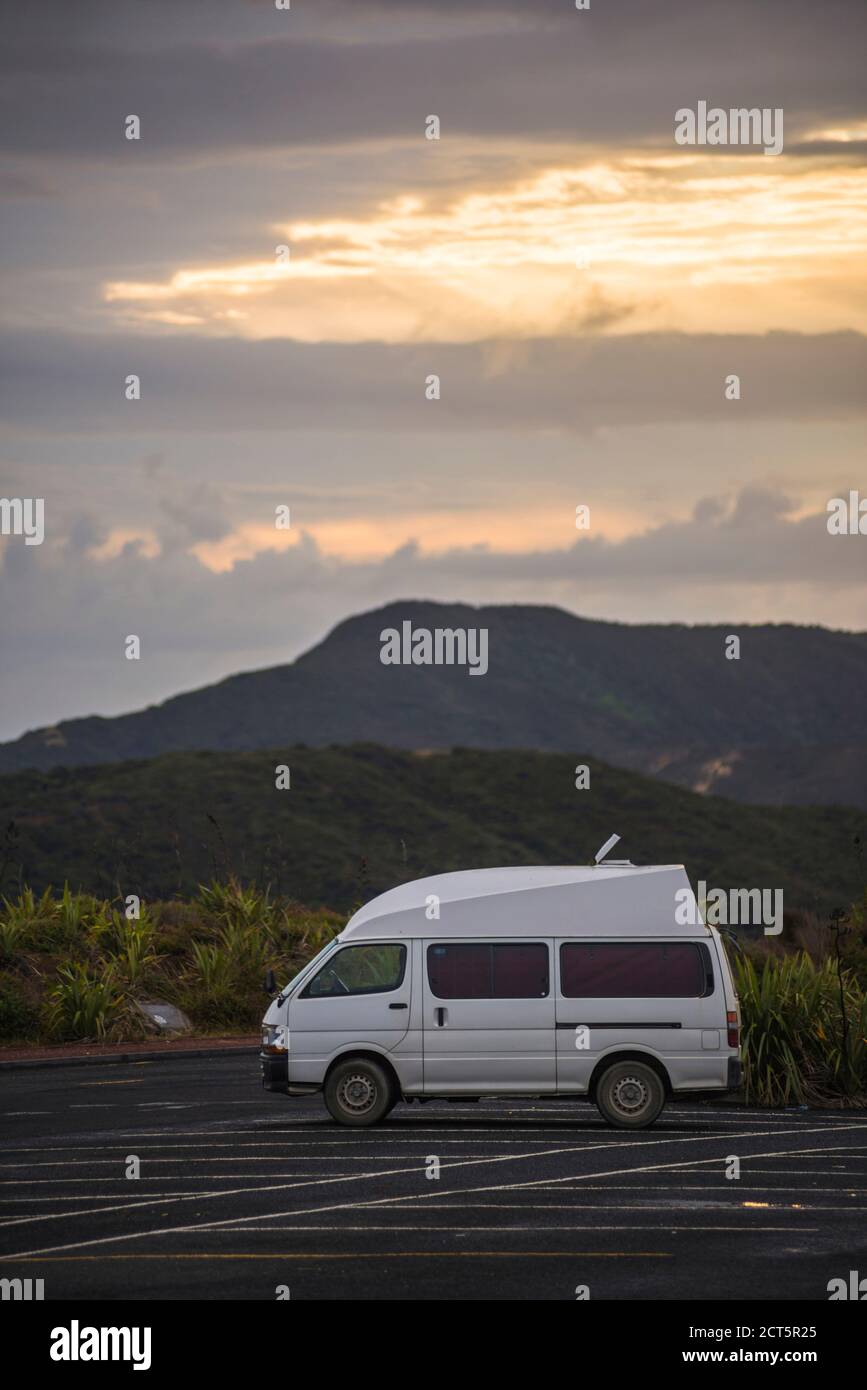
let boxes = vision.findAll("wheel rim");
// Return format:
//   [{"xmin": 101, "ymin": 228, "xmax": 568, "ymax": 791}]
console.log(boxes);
[
  {"xmin": 338, "ymin": 1071, "xmax": 378, "ymax": 1115},
  {"xmin": 609, "ymin": 1073, "xmax": 651, "ymax": 1117}
]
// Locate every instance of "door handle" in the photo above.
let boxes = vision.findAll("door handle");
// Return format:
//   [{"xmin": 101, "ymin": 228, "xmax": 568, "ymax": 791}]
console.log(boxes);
[
  {"xmin": 389, "ymin": 1002, "xmax": 408, "ymax": 1010},
  {"xmin": 435, "ymin": 1007, "xmax": 447, "ymax": 1027}
]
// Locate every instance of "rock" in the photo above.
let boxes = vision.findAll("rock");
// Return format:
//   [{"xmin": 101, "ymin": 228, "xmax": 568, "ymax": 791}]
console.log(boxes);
[{"xmin": 133, "ymin": 1000, "xmax": 192, "ymax": 1035}]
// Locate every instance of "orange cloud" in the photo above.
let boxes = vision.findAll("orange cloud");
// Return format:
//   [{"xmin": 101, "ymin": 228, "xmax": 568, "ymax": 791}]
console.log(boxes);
[{"xmin": 103, "ymin": 152, "xmax": 867, "ymax": 342}]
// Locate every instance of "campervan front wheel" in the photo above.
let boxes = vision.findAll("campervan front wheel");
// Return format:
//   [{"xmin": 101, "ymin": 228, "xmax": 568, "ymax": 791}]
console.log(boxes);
[
  {"xmin": 324, "ymin": 1057, "xmax": 394, "ymax": 1127},
  {"xmin": 594, "ymin": 1060, "xmax": 666, "ymax": 1130}
]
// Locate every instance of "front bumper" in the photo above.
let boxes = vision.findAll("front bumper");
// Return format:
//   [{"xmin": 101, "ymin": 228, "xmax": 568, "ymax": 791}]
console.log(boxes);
[{"xmin": 260, "ymin": 1051, "xmax": 288, "ymax": 1092}]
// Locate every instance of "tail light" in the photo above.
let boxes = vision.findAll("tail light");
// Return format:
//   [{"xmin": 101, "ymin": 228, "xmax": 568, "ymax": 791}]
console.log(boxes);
[{"xmin": 727, "ymin": 1010, "xmax": 739, "ymax": 1049}]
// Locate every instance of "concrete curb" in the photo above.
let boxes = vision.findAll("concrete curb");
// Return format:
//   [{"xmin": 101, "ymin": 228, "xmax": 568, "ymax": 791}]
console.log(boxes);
[{"xmin": 0, "ymin": 1045, "xmax": 257, "ymax": 1071}]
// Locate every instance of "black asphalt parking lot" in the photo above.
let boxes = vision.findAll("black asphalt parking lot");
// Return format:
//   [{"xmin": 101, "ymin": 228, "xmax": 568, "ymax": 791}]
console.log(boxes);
[{"xmin": 1, "ymin": 1055, "xmax": 865, "ymax": 1301}]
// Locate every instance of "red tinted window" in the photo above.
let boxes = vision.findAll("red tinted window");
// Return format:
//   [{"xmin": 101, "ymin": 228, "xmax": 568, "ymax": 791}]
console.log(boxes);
[
  {"xmin": 493, "ymin": 944, "xmax": 549, "ymax": 998},
  {"xmin": 427, "ymin": 944, "xmax": 490, "ymax": 999},
  {"xmin": 427, "ymin": 943, "xmax": 549, "ymax": 999},
  {"xmin": 559, "ymin": 943, "xmax": 705, "ymax": 998}
]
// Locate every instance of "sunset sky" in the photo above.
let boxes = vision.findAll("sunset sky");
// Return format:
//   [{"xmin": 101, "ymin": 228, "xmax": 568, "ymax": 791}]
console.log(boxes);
[{"xmin": 1, "ymin": 0, "xmax": 865, "ymax": 739}]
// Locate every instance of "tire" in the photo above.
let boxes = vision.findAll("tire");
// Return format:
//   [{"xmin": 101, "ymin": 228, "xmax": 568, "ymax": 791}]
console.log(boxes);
[
  {"xmin": 324, "ymin": 1057, "xmax": 394, "ymax": 1127},
  {"xmin": 594, "ymin": 1060, "xmax": 666, "ymax": 1130}
]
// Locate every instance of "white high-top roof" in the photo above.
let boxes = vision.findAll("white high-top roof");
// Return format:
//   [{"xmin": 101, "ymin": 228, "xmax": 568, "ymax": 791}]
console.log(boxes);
[{"xmin": 342, "ymin": 864, "xmax": 707, "ymax": 940}]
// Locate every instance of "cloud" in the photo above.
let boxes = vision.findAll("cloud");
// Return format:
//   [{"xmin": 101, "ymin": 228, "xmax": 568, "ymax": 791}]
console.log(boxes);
[
  {"xmin": 156, "ymin": 480, "xmax": 231, "ymax": 548},
  {"xmin": 2, "ymin": 1, "xmax": 865, "ymax": 161},
  {"xmin": 1, "ymin": 486, "xmax": 864, "ymax": 740},
  {"xmin": 90, "ymin": 155, "xmax": 867, "ymax": 342},
  {"xmin": 3, "ymin": 330, "xmax": 866, "ymax": 437}
]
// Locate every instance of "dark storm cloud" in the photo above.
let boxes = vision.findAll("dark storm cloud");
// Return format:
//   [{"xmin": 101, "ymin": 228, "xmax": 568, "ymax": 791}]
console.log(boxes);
[
  {"xmin": 2, "ymin": 330, "xmax": 865, "ymax": 435},
  {"xmin": 2, "ymin": 0, "xmax": 864, "ymax": 160}
]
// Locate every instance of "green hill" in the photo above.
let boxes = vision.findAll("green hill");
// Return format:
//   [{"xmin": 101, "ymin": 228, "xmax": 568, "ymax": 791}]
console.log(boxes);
[
  {"xmin": 2, "ymin": 602, "xmax": 866, "ymax": 808},
  {"xmin": 0, "ymin": 745, "xmax": 862, "ymax": 915}
]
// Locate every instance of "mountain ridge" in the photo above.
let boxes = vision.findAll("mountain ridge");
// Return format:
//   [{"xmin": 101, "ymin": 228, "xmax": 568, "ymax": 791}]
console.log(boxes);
[{"xmin": 2, "ymin": 601, "xmax": 866, "ymax": 807}]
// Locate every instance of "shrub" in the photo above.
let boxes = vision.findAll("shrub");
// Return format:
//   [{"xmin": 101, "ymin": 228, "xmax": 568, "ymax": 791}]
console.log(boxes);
[
  {"xmin": 44, "ymin": 962, "xmax": 128, "ymax": 1041},
  {"xmin": 264, "ymin": 905, "xmax": 342, "ymax": 962},
  {"xmin": 176, "ymin": 940, "xmax": 258, "ymax": 1030},
  {"xmin": 197, "ymin": 878, "xmax": 276, "ymax": 933},
  {"xmin": 214, "ymin": 921, "xmax": 268, "ymax": 975},
  {"xmin": 0, "ymin": 916, "xmax": 27, "ymax": 963},
  {"xmin": 1, "ymin": 883, "xmax": 108, "ymax": 955},
  {"xmin": 0, "ymin": 977, "xmax": 40, "ymax": 1041},
  {"xmin": 735, "ymin": 951, "xmax": 867, "ymax": 1105},
  {"xmin": 100, "ymin": 914, "xmax": 163, "ymax": 990},
  {"xmin": 1, "ymin": 887, "xmax": 56, "ymax": 945}
]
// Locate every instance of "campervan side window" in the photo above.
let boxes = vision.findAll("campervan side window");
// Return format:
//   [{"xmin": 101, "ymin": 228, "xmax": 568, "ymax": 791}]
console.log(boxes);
[
  {"xmin": 427, "ymin": 943, "xmax": 549, "ymax": 999},
  {"xmin": 559, "ymin": 942, "xmax": 710, "ymax": 999},
  {"xmin": 300, "ymin": 943, "xmax": 406, "ymax": 999}
]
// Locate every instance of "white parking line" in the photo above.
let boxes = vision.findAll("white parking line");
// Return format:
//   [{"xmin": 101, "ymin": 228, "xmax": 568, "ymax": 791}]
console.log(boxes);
[
  {"xmin": 7, "ymin": 1125, "xmax": 861, "ymax": 1156},
  {"xmin": 2, "ymin": 1175, "xmax": 861, "ymax": 1198},
  {"xmin": 0, "ymin": 1175, "xmax": 359, "ymax": 1185},
  {"xmin": 0, "ymin": 1137, "xmax": 706, "ymax": 1151},
  {"xmin": 205, "ymin": 1223, "xmax": 822, "ymax": 1234},
  {"xmin": 0, "ymin": 1193, "xmax": 860, "ymax": 1208},
  {"xmin": 0, "ymin": 1139, "xmax": 616, "ymax": 1236},
  {"xmin": 160, "ymin": 1127, "xmax": 867, "ymax": 1236},
  {"xmin": 0, "ymin": 1194, "xmax": 224, "ymax": 1202},
  {"xmin": 0, "ymin": 1152, "xmax": 566, "ymax": 1168},
  {"xmin": 2, "ymin": 1122, "xmax": 862, "ymax": 1258},
  {"xmin": 226, "ymin": 1200, "xmax": 860, "ymax": 1214}
]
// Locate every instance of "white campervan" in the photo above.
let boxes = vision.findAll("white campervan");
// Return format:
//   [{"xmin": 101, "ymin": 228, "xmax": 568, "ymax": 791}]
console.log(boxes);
[{"xmin": 260, "ymin": 856, "xmax": 742, "ymax": 1129}]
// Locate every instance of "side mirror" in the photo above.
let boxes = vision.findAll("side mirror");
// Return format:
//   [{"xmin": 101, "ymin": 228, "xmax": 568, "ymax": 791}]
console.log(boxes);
[{"xmin": 264, "ymin": 969, "xmax": 277, "ymax": 995}]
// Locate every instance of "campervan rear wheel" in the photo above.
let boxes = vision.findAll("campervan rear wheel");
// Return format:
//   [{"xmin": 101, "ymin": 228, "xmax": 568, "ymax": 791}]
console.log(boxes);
[
  {"xmin": 595, "ymin": 1060, "xmax": 665, "ymax": 1129},
  {"xmin": 324, "ymin": 1057, "xmax": 394, "ymax": 1127}
]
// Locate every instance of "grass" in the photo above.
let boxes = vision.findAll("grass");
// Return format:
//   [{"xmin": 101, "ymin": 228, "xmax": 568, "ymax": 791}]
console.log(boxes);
[{"xmin": 0, "ymin": 878, "xmax": 343, "ymax": 1045}]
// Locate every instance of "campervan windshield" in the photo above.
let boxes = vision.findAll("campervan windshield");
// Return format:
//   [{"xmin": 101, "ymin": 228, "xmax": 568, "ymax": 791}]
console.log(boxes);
[{"xmin": 277, "ymin": 936, "xmax": 342, "ymax": 1002}]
